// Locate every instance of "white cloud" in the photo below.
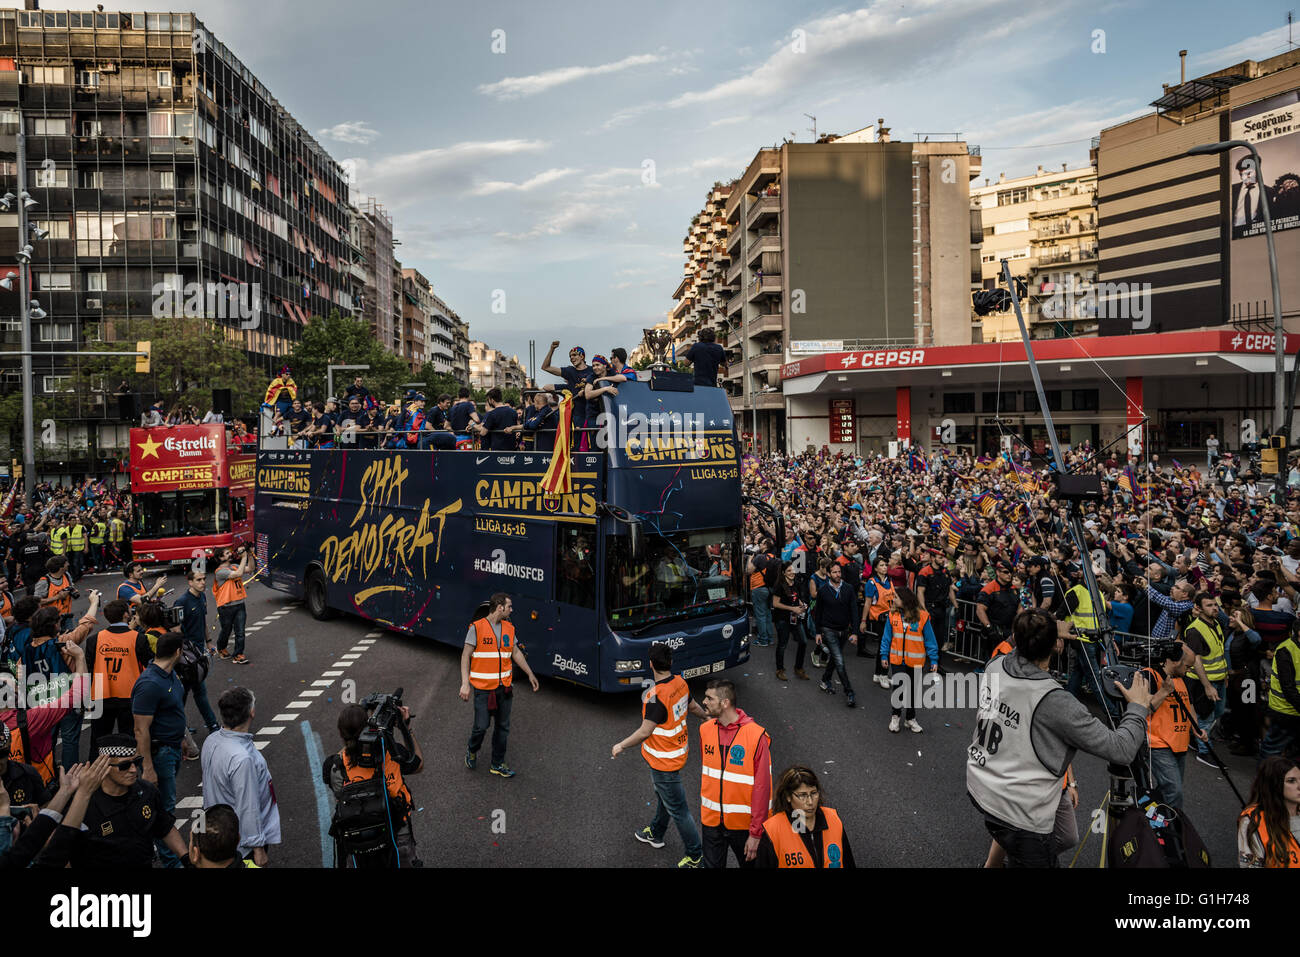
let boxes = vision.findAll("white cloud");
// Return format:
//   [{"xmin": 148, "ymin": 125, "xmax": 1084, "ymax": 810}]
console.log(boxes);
[
  {"xmin": 319, "ymin": 120, "xmax": 380, "ymax": 145},
  {"xmin": 494, "ymin": 201, "xmax": 624, "ymax": 242},
  {"xmin": 708, "ymin": 115, "xmax": 750, "ymax": 128},
  {"xmin": 613, "ymin": 278, "xmax": 658, "ymax": 289},
  {"xmin": 479, "ymin": 52, "xmax": 665, "ymax": 100},
  {"xmin": 345, "ymin": 139, "xmax": 549, "ymax": 208},
  {"xmin": 1189, "ymin": 26, "xmax": 1296, "ymax": 70},
  {"xmin": 472, "ymin": 168, "xmax": 580, "ymax": 196}
]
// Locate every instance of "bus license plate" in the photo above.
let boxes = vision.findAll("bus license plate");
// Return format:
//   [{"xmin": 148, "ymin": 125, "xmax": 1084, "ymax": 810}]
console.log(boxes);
[{"xmin": 683, "ymin": 660, "xmax": 726, "ymax": 679}]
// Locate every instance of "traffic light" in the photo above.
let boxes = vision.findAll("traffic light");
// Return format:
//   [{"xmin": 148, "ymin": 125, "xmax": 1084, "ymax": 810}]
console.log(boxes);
[
  {"xmin": 1262, "ymin": 434, "xmax": 1286, "ymax": 476},
  {"xmin": 135, "ymin": 340, "xmax": 151, "ymax": 374}
]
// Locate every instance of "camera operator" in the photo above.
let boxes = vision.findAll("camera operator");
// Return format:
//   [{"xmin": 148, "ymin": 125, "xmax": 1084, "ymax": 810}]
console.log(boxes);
[
  {"xmin": 1137, "ymin": 640, "xmax": 1206, "ymax": 812},
  {"xmin": 323, "ymin": 698, "xmax": 424, "ymax": 867},
  {"xmin": 968, "ymin": 609, "xmax": 1151, "ymax": 867},
  {"xmin": 213, "ymin": 544, "xmax": 253, "ymax": 663}
]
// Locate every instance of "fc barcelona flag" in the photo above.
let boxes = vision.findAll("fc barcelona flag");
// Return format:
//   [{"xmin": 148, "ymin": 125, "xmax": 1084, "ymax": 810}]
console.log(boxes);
[
  {"xmin": 541, "ymin": 394, "xmax": 574, "ymax": 497},
  {"xmin": 1119, "ymin": 466, "xmax": 1146, "ymax": 504},
  {"xmin": 941, "ymin": 506, "xmax": 970, "ymax": 549}
]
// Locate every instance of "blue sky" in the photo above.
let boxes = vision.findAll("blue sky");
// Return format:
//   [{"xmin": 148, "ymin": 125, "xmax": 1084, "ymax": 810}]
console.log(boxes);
[{"xmin": 96, "ymin": 0, "xmax": 1300, "ymax": 372}]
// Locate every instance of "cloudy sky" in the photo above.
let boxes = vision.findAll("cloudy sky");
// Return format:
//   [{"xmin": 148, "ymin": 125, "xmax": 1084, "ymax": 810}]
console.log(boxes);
[{"xmin": 102, "ymin": 0, "xmax": 1300, "ymax": 373}]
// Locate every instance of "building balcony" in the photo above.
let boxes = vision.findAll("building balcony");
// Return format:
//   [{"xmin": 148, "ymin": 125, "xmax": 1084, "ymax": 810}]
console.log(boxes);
[
  {"xmin": 746, "ymin": 232, "xmax": 781, "ymax": 266},
  {"xmin": 726, "ymin": 290, "xmax": 744, "ymax": 317},
  {"xmin": 745, "ymin": 194, "xmax": 781, "ymax": 231},
  {"xmin": 726, "ymin": 226, "xmax": 744, "ymax": 254},
  {"xmin": 746, "ymin": 312, "xmax": 783, "ymax": 336},
  {"xmin": 746, "ymin": 274, "xmax": 782, "ymax": 302},
  {"xmin": 725, "ymin": 259, "xmax": 743, "ymax": 285},
  {"xmin": 747, "ymin": 352, "xmax": 783, "ymax": 374}
]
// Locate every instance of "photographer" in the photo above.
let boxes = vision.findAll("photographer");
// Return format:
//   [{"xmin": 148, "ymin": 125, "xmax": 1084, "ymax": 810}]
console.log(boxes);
[
  {"xmin": 1138, "ymin": 640, "xmax": 1206, "ymax": 811},
  {"xmin": 323, "ymin": 698, "xmax": 423, "ymax": 868},
  {"xmin": 213, "ymin": 544, "xmax": 253, "ymax": 664},
  {"xmin": 968, "ymin": 608, "xmax": 1151, "ymax": 867},
  {"xmin": 32, "ymin": 556, "xmax": 76, "ymax": 633}
]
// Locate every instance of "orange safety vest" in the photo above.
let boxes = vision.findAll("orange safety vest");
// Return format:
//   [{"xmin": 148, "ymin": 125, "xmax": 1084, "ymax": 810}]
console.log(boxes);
[
  {"xmin": 762, "ymin": 807, "xmax": 846, "ymax": 868},
  {"xmin": 989, "ymin": 639, "xmax": 1013, "ymax": 662},
  {"xmin": 867, "ymin": 577, "xmax": 895, "ymax": 620},
  {"xmin": 699, "ymin": 718, "xmax": 770, "ymax": 831},
  {"xmin": 120, "ymin": 580, "xmax": 146, "ymax": 602},
  {"xmin": 885, "ymin": 609, "xmax": 930, "ymax": 667},
  {"xmin": 1240, "ymin": 804, "xmax": 1300, "ymax": 868},
  {"xmin": 92, "ymin": 626, "xmax": 143, "ymax": 701},
  {"xmin": 749, "ymin": 555, "xmax": 773, "ymax": 591},
  {"xmin": 0, "ymin": 590, "xmax": 11, "ymax": 620},
  {"xmin": 339, "ymin": 747, "xmax": 411, "ymax": 812},
  {"xmin": 641, "ymin": 675, "xmax": 689, "ymax": 772},
  {"xmin": 1145, "ymin": 669, "xmax": 1194, "ymax": 753},
  {"xmin": 46, "ymin": 573, "xmax": 73, "ymax": 617},
  {"xmin": 213, "ymin": 567, "xmax": 247, "ymax": 606},
  {"xmin": 468, "ymin": 618, "xmax": 514, "ymax": 691},
  {"xmin": 2, "ymin": 713, "xmax": 55, "ymax": 785}
]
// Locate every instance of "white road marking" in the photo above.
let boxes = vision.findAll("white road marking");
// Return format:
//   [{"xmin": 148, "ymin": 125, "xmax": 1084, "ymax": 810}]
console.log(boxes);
[
  {"xmin": 175, "ymin": 796, "xmax": 204, "ymax": 809},
  {"xmin": 299, "ymin": 689, "xmax": 324, "ymax": 697},
  {"xmin": 257, "ymin": 726, "xmax": 285, "ymax": 735},
  {"xmin": 312, "ymin": 679, "xmax": 334, "ymax": 687},
  {"xmin": 331, "ymin": 661, "xmax": 354, "ymax": 668},
  {"xmin": 340, "ymin": 653, "xmax": 361, "ymax": 660},
  {"xmin": 322, "ymin": 670, "xmax": 344, "ymax": 677},
  {"xmin": 287, "ymin": 700, "xmax": 311, "ymax": 709},
  {"xmin": 272, "ymin": 713, "xmax": 298, "ymax": 721},
  {"xmin": 255, "ymin": 740, "xmax": 270, "ymax": 750}
]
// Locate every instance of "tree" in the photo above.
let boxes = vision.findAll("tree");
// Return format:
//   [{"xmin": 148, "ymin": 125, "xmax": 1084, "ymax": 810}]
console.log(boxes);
[
  {"xmin": 414, "ymin": 365, "xmax": 464, "ymax": 402},
  {"xmin": 289, "ymin": 310, "xmax": 409, "ymax": 403},
  {"xmin": 74, "ymin": 316, "xmax": 265, "ymax": 417}
]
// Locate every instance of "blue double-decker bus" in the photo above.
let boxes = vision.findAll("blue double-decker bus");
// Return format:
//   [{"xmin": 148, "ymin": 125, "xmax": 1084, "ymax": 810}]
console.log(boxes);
[{"xmin": 254, "ymin": 375, "xmax": 751, "ymax": 691}]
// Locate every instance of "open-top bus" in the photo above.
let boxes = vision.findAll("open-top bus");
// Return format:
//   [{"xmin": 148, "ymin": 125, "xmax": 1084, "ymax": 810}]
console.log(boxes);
[
  {"xmin": 129, "ymin": 423, "xmax": 256, "ymax": 565},
  {"xmin": 255, "ymin": 373, "xmax": 751, "ymax": 691}
]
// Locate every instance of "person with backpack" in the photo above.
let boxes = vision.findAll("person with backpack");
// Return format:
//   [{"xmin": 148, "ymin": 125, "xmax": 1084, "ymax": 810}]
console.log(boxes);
[{"xmin": 323, "ymin": 701, "xmax": 424, "ymax": 868}]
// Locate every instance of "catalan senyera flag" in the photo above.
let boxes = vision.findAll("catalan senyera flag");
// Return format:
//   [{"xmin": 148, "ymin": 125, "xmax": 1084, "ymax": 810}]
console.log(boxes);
[{"xmin": 540, "ymin": 393, "xmax": 574, "ymax": 497}]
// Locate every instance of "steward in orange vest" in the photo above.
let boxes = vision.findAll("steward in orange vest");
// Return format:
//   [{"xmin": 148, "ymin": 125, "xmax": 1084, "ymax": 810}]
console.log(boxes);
[
  {"xmin": 86, "ymin": 599, "xmax": 152, "ymax": 759},
  {"xmin": 761, "ymin": 807, "xmax": 850, "ymax": 868},
  {"xmin": 1239, "ymin": 802, "xmax": 1300, "ymax": 868},
  {"xmin": 1140, "ymin": 642, "xmax": 1205, "ymax": 810},
  {"xmin": 698, "ymin": 680, "xmax": 771, "ymax": 867},
  {"xmin": 610, "ymin": 642, "xmax": 707, "ymax": 867},
  {"xmin": 459, "ymin": 595, "xmax": 539, "ymax": 777}
]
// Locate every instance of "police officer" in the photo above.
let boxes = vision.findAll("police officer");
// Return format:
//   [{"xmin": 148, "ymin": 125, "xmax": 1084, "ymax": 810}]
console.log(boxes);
[
  {"xmin": 611, "ymin": 641, "xmax": 708, "ymax": 868},
  {"xmin": 87, "ymin": 513, "xmax": 108, "ymax": 573},
  {"xmin": 459, "ymin": 592, "xmax": 539, "ymax": 777},
  {"xmin": 107, "ymin": 511, "xmax": 128, "ymax": 567},
  {"xmin": 66, "ymin": 515, "xmax": 87, "ymax": 580},
  {"xmin": 70, "ymin": 733, "xmax": 188, "ymax": 868},
  {"xmin": 17, "ymin": 519, "xmax": 49, "ymax": 597}
]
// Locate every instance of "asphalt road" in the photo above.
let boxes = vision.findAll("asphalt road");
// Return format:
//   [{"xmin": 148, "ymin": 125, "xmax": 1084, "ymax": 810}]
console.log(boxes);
[{"xmin": 58, "ymin": 572, "xmax": 1254, "ymax": 868}]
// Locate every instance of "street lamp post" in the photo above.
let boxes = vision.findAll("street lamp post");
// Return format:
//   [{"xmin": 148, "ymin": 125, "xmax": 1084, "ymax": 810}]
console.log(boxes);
[
  {"xmin": 16, "ymin": 125, "xmax": 34, "ymax": 512},
  {"xmin": 1188, "ymin": 140, "xmax": 1287, "ymax": 452}
]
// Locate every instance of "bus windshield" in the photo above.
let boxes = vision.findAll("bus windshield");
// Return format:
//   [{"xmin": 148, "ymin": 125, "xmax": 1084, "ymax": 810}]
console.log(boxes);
[
  {"xmin": 606, "ymin": 527, "xmax": 741, "ymax": 633},
  {"xmin": 134, "ymin": 489, "xmax": 225, "ymax": 538}
]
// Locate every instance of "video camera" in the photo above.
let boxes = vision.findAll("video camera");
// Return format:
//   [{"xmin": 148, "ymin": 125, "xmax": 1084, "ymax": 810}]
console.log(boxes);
[
  {"xmin": 356, "ymin": 687, "xmax": 412, "ymax": 768},
  {"xmin": 1102, "ymin": 638, "xmax": 1183, "ymax": 698},
  {"xmin": 138, "ymin": 595, "xmax": 184, "ymax": 629}
]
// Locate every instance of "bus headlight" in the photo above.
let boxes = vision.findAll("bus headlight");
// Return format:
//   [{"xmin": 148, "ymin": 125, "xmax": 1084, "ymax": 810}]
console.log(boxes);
[
  {"xmin": 614, "ymin": 660, "xmax": 642, "ymax": 673},
  {"xmin": 136, "ymin": 553, "xmax": 154, "ymax": 562}
]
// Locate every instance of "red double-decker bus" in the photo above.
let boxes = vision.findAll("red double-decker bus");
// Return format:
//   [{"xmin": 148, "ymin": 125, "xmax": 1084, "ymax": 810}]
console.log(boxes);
[{"xmin": 128, "ymin": 423, "xmax": 255, "ymax": 565}]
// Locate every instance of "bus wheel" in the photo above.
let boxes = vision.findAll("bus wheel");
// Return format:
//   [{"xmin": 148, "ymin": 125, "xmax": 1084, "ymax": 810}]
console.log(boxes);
[{"xmin": 305, "ymin": 568, "xmax": 336, "ymax": 621}]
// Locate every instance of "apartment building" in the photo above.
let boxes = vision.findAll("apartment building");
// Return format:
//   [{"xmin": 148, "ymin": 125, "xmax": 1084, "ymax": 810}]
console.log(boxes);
[
  {"xmin": 450, "ymin": 316, "xmax": 470, "ymax": 382},
  {"xmin": 669, "ymin": 181, "xmax": 730, "ymax": 361},
  {"xmin": 969, "ymin": 164, "xmax": 1099, "ymax": 342},
  {"xmin": 0, "ymin": 8, "xmax": 353, "ymax": 475},
  {"xmin": 356, "ymin": 196, "xmax": 398, "ymax": 356},
  {"xmin": 720, "ymin": 123, "xmax": 978, "ymax": 451}
]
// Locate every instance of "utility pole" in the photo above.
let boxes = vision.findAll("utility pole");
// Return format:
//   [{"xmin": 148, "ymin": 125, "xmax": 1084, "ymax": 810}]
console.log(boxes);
[{"xmin": 17, "ymin": 119, "xmax": 34, "ymax": 512}]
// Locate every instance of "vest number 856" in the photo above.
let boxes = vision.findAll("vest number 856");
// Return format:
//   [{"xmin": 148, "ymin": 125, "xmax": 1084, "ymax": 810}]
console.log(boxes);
[{"xmin": 783, "ymin": 851, "xmax": 806, "ymax": 867}]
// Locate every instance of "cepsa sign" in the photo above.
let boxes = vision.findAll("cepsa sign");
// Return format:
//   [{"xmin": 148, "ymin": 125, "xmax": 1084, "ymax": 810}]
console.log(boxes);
[
  {"xmin": 139, "ymin": 465, "xmax": 214, "ymax": 490},
  {"xmin": 836, "ymin": 349, "xmax": 925, "ymax": 369}
]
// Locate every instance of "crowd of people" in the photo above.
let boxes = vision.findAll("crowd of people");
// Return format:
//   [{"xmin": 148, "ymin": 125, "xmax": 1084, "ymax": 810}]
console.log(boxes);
[{"xmin": 739, "ymin": 442, "xmax": 1300, "ymax": 866}]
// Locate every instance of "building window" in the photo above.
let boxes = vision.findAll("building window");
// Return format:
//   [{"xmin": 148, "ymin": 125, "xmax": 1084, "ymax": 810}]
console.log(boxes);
[
  {"xmin": 156, "ymin": 70, "xmax": 173, "ymax": 88},
  {"xmin": 148, "ymin": 112, "xmax": 174, "ymax": 137},
  {"xmin": 43, "ymin": 375, "xmax": 73, "ymax": 393},
  {"xmin": 155, "ymin": 170, "xmax": 176, "ymax": 190},
  {"xmin": 996, "ymin": 187, "xmax": 1029, "ymax": 206},
  {"xmin": 76, "ymin": 70, "xmax": 100, "ymax": 88},
  {"xmin": 80, "ymin": 170, "xmax": 103, "ymax": 189},
  {"xmin": 33, "ymin": 219, "xmax": 71, "ymax": 239},
  {"xmin": 942, "ymin": 392, "xmax": 975, "ymax": 414},
  {"xmin": 982, "ymin": 392, "xmax": 1017, "ymax": 414},
  {"xmin": 80, "ymin": 120, "xmax": 104, "ymax": 137},
  {"xmin": 37, "ymin": 272, "xmax": 73, "ymax": 290},
  {"xmin": 31, "ymin": 166, "xmax": 69, "ymax": 188},
  {"xmin": 28, "ymin": 67, "xmax": 67, "ymax": 85},
  {"xmin": 32, "ymin": 117, "xmax": 69, "ymax": 136},
  {"xmin": 86, "ymin": 272, "xmax": 108, "ymax": 292},
  {"xmin": 39, "ymin": 323, "xmax": 75, "ymax": 342}
]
